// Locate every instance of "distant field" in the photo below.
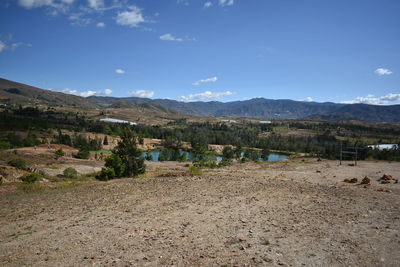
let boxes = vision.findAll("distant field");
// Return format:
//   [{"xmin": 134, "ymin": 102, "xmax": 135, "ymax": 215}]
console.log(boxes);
[{"xmin": 90, "ymin": 150, "xmax": 112, "ymax": 154}]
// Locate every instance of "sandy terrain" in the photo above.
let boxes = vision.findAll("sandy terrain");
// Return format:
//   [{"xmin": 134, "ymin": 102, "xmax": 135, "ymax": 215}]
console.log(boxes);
[{"xmin": 0, "ymin": 159, "xmax": 399, "ymax": 266}]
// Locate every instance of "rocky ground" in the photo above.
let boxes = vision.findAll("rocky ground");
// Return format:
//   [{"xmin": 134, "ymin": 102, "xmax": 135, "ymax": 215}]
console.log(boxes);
[{"xmin": 0, "ymin": 159, "xmax": 399, "ymax": 266}]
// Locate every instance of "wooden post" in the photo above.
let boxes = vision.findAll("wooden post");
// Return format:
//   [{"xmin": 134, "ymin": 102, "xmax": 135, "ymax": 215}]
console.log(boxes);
[
  {"xmin": 340, "ymin": 141, "xmax": 342, "ymax": 165},
  {"xmin": 355, "ymin": 147, "xmax": 358, "ymax": 166}
]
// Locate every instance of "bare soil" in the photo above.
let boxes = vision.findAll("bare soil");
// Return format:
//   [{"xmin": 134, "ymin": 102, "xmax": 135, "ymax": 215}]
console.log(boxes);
[{"xmin": 0, "ymin": 159, "xmax": 399, "ymax": 266}]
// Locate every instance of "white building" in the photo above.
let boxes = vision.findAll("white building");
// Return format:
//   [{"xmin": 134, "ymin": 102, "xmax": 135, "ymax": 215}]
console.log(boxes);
[
  {"xmin": 259, "ymin": 121, "xmax": 272, "ymax": 124},
  {"xmin": 100, "ymin": 118, "xmax": 137, "ymax": 125},
  {"xmin": 367, "ymin": 144, "xmax": 399, "ymax": 150},
  {"xmin": 221, "ymin": 119, "xmax": 237, "ymax": 123}
]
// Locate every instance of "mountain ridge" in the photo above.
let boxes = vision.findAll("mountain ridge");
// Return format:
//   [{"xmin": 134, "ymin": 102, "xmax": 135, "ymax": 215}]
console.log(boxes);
[{"xmin": 1, "ymin": 78, "xmax": 400, "ymax": 123}]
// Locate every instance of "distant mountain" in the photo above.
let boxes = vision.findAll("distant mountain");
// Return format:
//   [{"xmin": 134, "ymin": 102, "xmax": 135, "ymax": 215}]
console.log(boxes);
[
  {"xmin": 0, "ymin": 78, "xmax": 98, "ymax": 109},
  {"xmin": 88, "ymin": 96, "xmax": 345, "ymax": 119},
  {"xmin": 109, "ymin": 101, "xmax": 177, "ymax": 114},
  {"xmin": 88, "ymin": 96, "xmax": 400, "ymax": 123},
  {"xmin": 2, "ymin": 78, "xmax": 400, "ymax": 123},
  {"xmin": 308, "ymin": 104, "xmax": 400, "ymax": 123}
]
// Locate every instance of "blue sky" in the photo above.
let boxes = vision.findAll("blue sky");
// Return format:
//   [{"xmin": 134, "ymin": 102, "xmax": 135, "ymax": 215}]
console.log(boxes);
[{"xmin": 0, "ymin": 0, "xmax": 399, "ymax": 104}]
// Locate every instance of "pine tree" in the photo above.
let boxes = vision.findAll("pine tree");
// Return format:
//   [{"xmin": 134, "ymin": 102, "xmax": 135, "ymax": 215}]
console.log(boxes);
[{"xmin": 113, "ymin": 127, "xmax": 145, "ymax": 177}]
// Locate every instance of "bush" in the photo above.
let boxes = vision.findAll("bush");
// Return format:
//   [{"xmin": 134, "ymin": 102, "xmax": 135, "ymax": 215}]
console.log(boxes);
[
  {"xmin": 95, "ymin": 168, "xmax": 115, "ymax": 181},
  {"xmin": 20, "ymin": 173, "xmax": 43, "ymax": 183},
  {"xmin": 104, "ymin": 154, "xmax": 125, "ymax": 177},
  {"xmin": 63, "ymin": 167, "xmax": 78, "ymax": 179},
  {"xmin": 189, "ymin": 165, "xmax": 202, "ymax": 176},
  {"xmin": 8, "ymin": 158, "xmax": 27, "ymax": 170},
  {"xmin": 222, "ymin": 146, "xmax": 235, "ymax": 160},
  {"xmin": 55, "ymin": 148, "xmax": 65, "ymax": 157},
  {"xmin": 74, "ymin": 149, "xmax": 90, "ymax": 159}
]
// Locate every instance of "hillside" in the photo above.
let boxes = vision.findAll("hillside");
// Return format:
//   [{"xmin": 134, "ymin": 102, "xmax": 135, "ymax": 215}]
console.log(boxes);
[
  {"xmin": 308, "ymin": 104, "xmax": 400, "ymax": 123},
  {"xmin": 2, "ymin": 78, "xmax": 400, "ymax": 123},
  {"xmin": 88, "ymin": 96, "xmax": 345, "ymax": 119},
  {"xmin": 0, "ymin": 78, "xmax": 98, "ymax": 109},
  {"xmin": 88, "ymin": 96, "xmax": 400, "ymax": 123}
]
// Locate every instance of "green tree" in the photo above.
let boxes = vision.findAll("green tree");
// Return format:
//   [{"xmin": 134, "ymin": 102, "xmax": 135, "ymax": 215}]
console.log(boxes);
[
  {"xmin": 113, "ymin": 127, "xmax": 145, "ymax": 177},
  {"xmin": 103, "ymin": 136, "xmax": 109, "ymax": 145},
  {"xmin": 222, "ymin": 146, "xmax": 235, "ymax": 160},
  {"xmin": 104, "ymin": 154, "xmax": 125, "ymax": 177}
]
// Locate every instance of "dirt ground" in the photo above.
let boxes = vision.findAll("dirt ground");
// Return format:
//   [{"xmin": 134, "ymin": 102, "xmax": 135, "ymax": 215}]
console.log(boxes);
[{"xmin": 0, "ymin": 159, "xmax": 399, "ymax": 266}]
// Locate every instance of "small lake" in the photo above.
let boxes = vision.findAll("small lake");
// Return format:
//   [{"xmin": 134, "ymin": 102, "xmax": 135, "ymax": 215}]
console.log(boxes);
[{"xmin": 141, "ymin": 151, "xmax": 288, "ymax": 162}]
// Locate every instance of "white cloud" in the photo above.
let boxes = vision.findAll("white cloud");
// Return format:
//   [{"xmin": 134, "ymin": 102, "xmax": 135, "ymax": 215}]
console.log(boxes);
[
  {"xmin": 102, "ymin": 88, "xmax": 112, "ymax": 95},
  {"xmin": 18, "ymin": 0, "xmax": 74, "ymax": 14},
  {"xmin": 68, "ymin": 13, "xmax": 91, "ymax": 26},
  {"xmin": 302, "ymin": 97, "xmax": 313, "ymax": 102},
  {"xmin": 54, "ymin": 87, "xmax": 112, "ymax": 97},
  {"xmin": 160, "ymin": 33, "xmax": 183, "ymax": 42},
  {"xmin": 116, "ymin": 6, "xmax": 145, "ymax": 28},
  {"xmin": 115, "ymin": 69, "xmax": 125, "ymax": 74},
  {"xmin": 60, "ymin": 88, "xmax": 78, "ymax": 94},
  {"xmin": 219, "ymin": 0, "xmax": 234, "ymax": 6},
  {"xmin": 180, "ymin": 90, "xmax": 235, "ymax": 102},
  {"xmin": 128, "ymin": 90, "xmax": 155, "ymax": 98},
  {"xmin": 80, "ymin": 90, "xmax": 98, "ymax": 97},
  {"xmin": 192, "ymin": 76, "xmax": 218, "ymax": 85},
  {"xmin": 341, "ymin": 93, "xmax": 400, "ymax": 105},
  {"xmin": 18, "ymin": 0, "xmax": 53, "ymax": 9},
  {"xmin": 87, "ymin": 0, "xmax": 103, "ymax": 10},
  {"xmin": 0, "ymin": 41, "xmax": 5, "ymax": 53},
  {"xmin": 96, "ymin": 22, "xmax": 105, "ymax": 27},
  {"xmin": 374, "ymin": 68, "xmax": 393, "ymax": 76},
  {"xmin": 0, "ymin": 39, "xmax": 32, "ymax": 53},
  {"xmin": 204, "ymin": 2, "xmax": 213, "ymax": 8}
]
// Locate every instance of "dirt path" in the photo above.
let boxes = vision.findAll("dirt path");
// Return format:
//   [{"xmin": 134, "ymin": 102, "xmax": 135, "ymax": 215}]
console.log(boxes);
[{"xmin": 1, "ymin": 160, "xmax": 399, "ymax": 266}]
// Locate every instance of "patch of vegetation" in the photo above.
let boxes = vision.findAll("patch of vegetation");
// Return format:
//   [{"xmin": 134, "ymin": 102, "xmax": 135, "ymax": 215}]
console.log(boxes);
[
  {"xmin": 17, "ymin": 182, "xmax": 43, "ymax": 193},
  {"xmin": 8, "ymin": 158, "xmax": 27, "ymax": 170},
  {"xmin": 74, "ymin": 149, "xmax": 90, "ymax": 159},
  {"xmin": 20, "ymin": 173, "xmax": 43, "ymax": 183},
  {"xmin": 96, "ymin": 127, "xmax": 145, "ymax": 181},
  {"xmin": 55, "ymin": 148, "xmax": 65, "ymax": 157},
  {"xmin": 63, "ymin": 167, "xmax": 79, "ymax": 179},
  {"xmin": 189, "ymin": 165, "xmax": 202, "ymax": 176}
]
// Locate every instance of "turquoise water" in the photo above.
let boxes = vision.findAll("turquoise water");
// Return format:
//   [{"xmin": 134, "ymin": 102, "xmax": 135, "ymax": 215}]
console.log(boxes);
[{"xmin": 141, "ymin": 151, "xmax": 288, "ymax": 162}]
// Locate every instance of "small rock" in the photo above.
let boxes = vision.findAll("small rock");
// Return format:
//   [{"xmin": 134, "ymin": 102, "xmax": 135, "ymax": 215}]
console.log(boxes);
[
  {"xmin": 380, "ymin": 174, "xmax": 393, "ymax": 181},
  {"xmin": 361, "ymin": 176, "xmax": 371, "ymax": 185}
]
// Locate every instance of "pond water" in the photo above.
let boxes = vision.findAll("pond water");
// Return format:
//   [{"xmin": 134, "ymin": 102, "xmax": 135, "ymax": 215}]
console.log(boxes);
[{"xmin": 141, "ymin": 151, "xmax": 288, "ymax": 162}]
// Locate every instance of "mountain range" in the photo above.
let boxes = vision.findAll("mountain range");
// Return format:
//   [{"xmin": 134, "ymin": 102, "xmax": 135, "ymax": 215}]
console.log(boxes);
[{"xmin": 1, "ymin": 78, "xmax": 400, "ymax": 123}]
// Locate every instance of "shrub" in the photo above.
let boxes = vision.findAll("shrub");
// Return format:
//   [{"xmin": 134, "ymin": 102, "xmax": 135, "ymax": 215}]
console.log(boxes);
[
  {"xmin": 95, "ymin": 168, "xmax": 115, "ymax": 181},
  {"xmin": 104, "ymin": 154, "xmax": 125, "ymax": 177},
  {"xmin": 158, "ymin": 150, "xmax": 169, "ymax": 161},
  {"xmin": 63, "ymin": 167, "xmax": 78, "ymax": 179},
  {"xmin": 218, "ymin": 160, "xmax": 231, "ymax": 167},
  {"xmin": 222, "ymin": 146, "xmax": 235, "ymax": 160},
  {"xmin": 189, "ymin": 165, "xmax": 202, "ymax": 176},
  {"xmin": 74, "ymin": 149, "xmax": 90, "ymax": 159},
  {"xmin": 20, "ymin": 173, "xmax": 43, "ymax": 183},
  {"xmin": 55, "ymin": 148, "xmax": 65, "ymax": 157},
  {"xmin": 8, "ymin": 158, "xmax": 27, "ymax": 170}
]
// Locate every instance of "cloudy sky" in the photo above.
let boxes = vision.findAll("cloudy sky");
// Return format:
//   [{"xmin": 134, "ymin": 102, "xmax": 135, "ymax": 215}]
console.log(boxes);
[{"xmin": 0, "ymin": 0, "xmax": 399, "ymax": 104}]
